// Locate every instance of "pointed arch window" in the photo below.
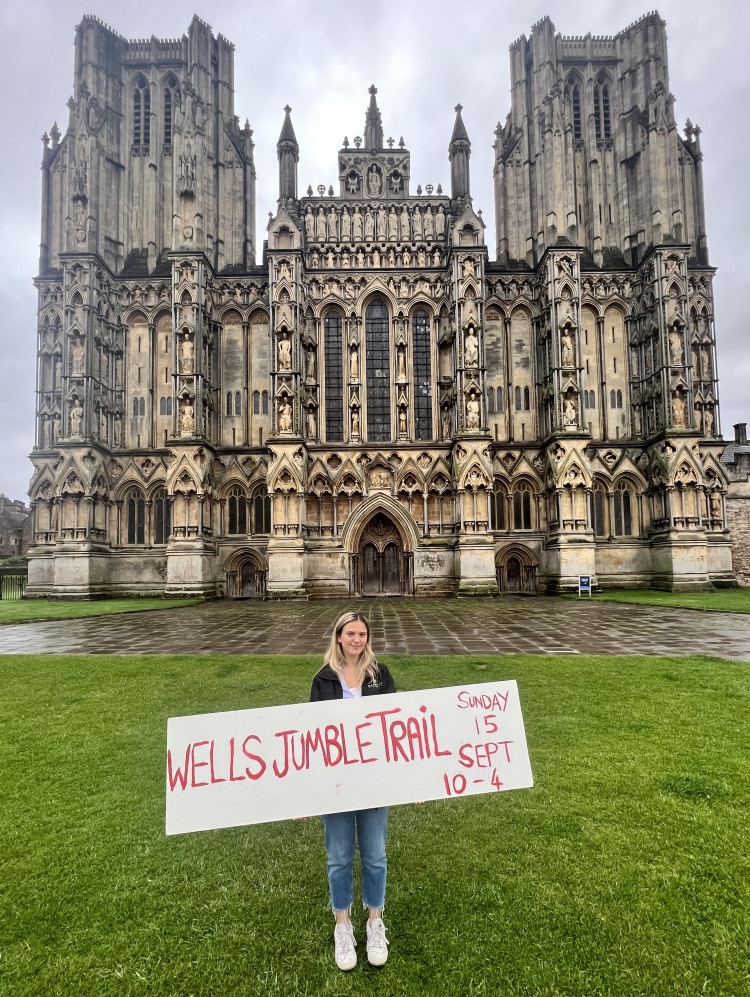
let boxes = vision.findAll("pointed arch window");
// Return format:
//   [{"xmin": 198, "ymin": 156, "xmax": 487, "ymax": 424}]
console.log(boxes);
[
  {"xmin": 228, "ymin": 486, "xmax": 248, "ymax": 535},
  {"xmin": 262, "ymin": 390, "xmax": 269, "ymax": 416},
  {"xmin": 613, "ymin": 481, "xmax": 634, "ymax": 536},
  {"xmin": 412, "ymin": 309, "xmax": 432, "ymax": 440},
  {"xmin": 594, "ymin": 75, "xmax": 612, "ymax": 140},
  {"xmin": 488, "ymin": 387, "xmax": 495, "ymax": 414},
  {"xmin": 163, "ymin": 75, "xmax": 178, "ymax": 147},
  {"xmin": 126, "ymin": 488, "xmax": 146, "ymax": 545},
  {"xmin": 253, "ymin": 391, "xmax": 260, "ymax": 415},
  {"xmin": 513, "ymin": 483, "xmax": 533, "ymax": 530},
  {"xmin": 366, "ymin": 299, "xmax": 391, "ymax": 442},
  {"xmin": 133, "ymin": 77, "xmax": 151, "ymax": 149},
  {"xmin": 154, "ymin": 489, "xmax": 171, "ymax": 544},
  {"xmin": 594, "ymin": 486, "xmax": 607, "ymax": 536},
  {"xmin": 324, "ymin": 311, "xmax": 344, "ymax": 442},
  {"xmin": 253, "ymin": 488, "xmax": 272, "ymax": 534}
]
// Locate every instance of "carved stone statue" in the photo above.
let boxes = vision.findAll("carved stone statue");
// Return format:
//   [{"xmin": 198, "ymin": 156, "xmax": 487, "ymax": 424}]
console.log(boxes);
[
  {"xmin": 304, "ymin": 206, "xmax": 315, "ymax": 241},
  {"xmin": 305, "ymin": 348, "xmax": 316, "ymax": 382},
  {"xmin": 340, "ymin": 207, "xmax": 351, "ymax": 241},
  {"xmin": 351, "ymin": 409, "xmax": 360, "ymax": 436},
  {"xmin": 464, "ymin": 330, "xmax": 479, "ymax": 367},
  {"xmin": 306, "ymin": 407, "xmax": 317, "ymax": 439},
  {"xmin": 710, "ymin": 490, "xmax": 722, "ymax": 519},
  {"xmin": 377, "ymin": 205, "xmax": 387, "ymax": 241},
  {"xmin": 388, "ymin": 207, "xmax": 399, "ymax": 241},
  {"xmin": 435, "ymin": 206, "xmax": 446, "ymax": 239},
  {"xmin": 669, "ymin": 330, "xmax": 684, "ymax": 366},
  {"xmin": 278, "ymin": 400, "xmax": 292, "ymax": 433},
  {"xmin": 352, "ymin": 206, "xmax": 363, "ymax": 241},
  {"xmin": 672, "ymin": 391, "xmax": 685, "ymax": 427},
  {"xmin": 412, "ymin": 206, "xmax": 423, "ymax": 239},
  {"xmin": 400, "ymin": 205, "xmax": 411, "ymax": 241},
  {"xmin": 70, "ymin": 397, "xmax": 84, "ymax": 436},
  {"xmin": 466, "ymin": 391, "xmax": 480, "ymax": 430},
  {"xmin": 113, "ymin": 414, "xmax": 122, "ymax": 446},
  {"xmin": 350, "ymin": 348, "xmax": 359, "ymax": 381},
  {"xmin": 327, "ymin": 206, "xmax": 338, "ymax": 241},
  {"xmin": 180, "ymin": 332, "xmax": 194, "ymax": 373},
  {"xmin": 563, "ymin": 396, "xmax": 577, "ymax": 427},
  {"xmin": 180, "ymin": 399, "xmax": 194, "ymax": 435},
  {"xmin": 372, "ymin": 248, "xmax": 381, "ymax": 267},
  {"xmin": 561, "ymin": 329, "xmax": 575, "ymax": 367},
  {"xmin": 397, "ymin": 346, "xmax": 406, "ymax": 381},
  {"xmin": 424, "ymin": 206, "xmax": 434, "ymax": 239},
  {"xmin": 704, "ymin": 405, "xmax": 714, "ymax": 437},
  {"xmin": 367, "ymin": 165, "xmax": 382, "ymax": 196},
  {"xmin": 364, "ymin": 209, "xmax": 375, "ymax": 241},
  {"xmin": 399, "ymin": 407, "xmax": 407, "ymax": 435},
  {"xmin": 71, "ymin": 336, "xmax": 86, "ymax": 376},
  {"xmin": 278, "ymin": 333, "xmax": 292, "ymax": 371},
  {"xmin": 315, "ymin": 206, "xmax": 326, "ymax": 241},
  {"xmin": 442, "ymin": 412, "xmax": 452, "ymax": 440}
]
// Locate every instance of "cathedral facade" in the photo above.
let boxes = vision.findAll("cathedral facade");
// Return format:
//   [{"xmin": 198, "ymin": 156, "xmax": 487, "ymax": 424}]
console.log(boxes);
[{"xmin": 27, "ymin": 12, "xmax": 735, "ymax": 598}]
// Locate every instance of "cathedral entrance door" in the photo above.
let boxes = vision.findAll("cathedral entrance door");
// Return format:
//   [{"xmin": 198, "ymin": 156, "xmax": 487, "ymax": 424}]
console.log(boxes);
[
  {"xmin": 506, "ymin": 556, "xmax": 522, "ymax": 593},
  {"xmin": 240, "ymin": 560, "xmax": 257, "ymax": 598},
  {"xmin": 358, "ymin": 513, "xmax": 403, "ymax": 596}
]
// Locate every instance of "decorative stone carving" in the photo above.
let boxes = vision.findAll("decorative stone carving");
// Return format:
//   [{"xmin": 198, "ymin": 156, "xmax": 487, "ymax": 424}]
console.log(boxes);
[
  {"xmin": 278, "ymin": 399, "xmax": 293, "ymax": 433},
  {"xmin": 563, "ymin": 395, "xmax": 577, "ymax": 427},
  {"xmin": 305, "ymin": 348, "xmax": 316, "ymax": 382},
  {"xmin": 350, "ymin": 347, "xmax": 359, "ymax": 381},
  {"xmin": 435, "ymin": 206, "xmax": 446, "ymax": 239},
  {"xmin": 672, "ymin": 390, "xmax": 686, "ymax": 427},
  {"xmin": 464, "ymin": 329, "xmax": 479, "ymax": 368},
  {"xmin": 70, "ymin": 397, "xmax": 84, "ymax": 436},
  {"xmin": 341, "ymin": 207, "xmax": 351, "ymax": 241},
  {"xmin": 304, "ymin": 206, "xmax": 315, "ymax": 241},
  {"xmin": 466, "ymin": 390, "xmax": 480, "ymax": 430},
  {"xmin": 424, "ymin": 206, "xmax": 434, "ymax": 239},
  {"xmin": 306, "ymin": 406, "xmax": 317, "ymax": 440},
  {"xmin": 561, "ymin": 328, "xmax": 575, "ymax": 367},
  {"xmin": 71, "ymin": 336, "xmax": 85, "ymax": 375},
  {"xmin": 278, "ymin": 333, "xmax": 292, "ymax": 371},
  {"xmin": 669, "ymin": 330, "xmax": 684, "ymax": 366},
  {"xmin": 180, "ymin": 398, "xmax": 194, "ymax": 436}
]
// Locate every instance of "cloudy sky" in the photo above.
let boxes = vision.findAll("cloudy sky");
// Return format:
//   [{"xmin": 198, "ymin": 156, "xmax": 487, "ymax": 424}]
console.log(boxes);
[{"xmin": 1, "ymin": 0, "xmax": 747, "ymax": 502}]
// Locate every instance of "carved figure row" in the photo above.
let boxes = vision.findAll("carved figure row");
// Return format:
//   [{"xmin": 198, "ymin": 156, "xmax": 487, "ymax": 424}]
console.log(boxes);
[
  {"xmin": 308, "ymin": 245, "xmax": 443, "ymax": 270},
  {"xmin": 303, "ymin": 202, "xmax": 447, "ymax": 245}
]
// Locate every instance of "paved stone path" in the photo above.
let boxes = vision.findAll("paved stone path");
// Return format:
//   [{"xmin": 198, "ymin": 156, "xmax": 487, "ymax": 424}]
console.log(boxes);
[{"xmin": 1, "ymin": 597, "xmax": 749, "ymax": 659}]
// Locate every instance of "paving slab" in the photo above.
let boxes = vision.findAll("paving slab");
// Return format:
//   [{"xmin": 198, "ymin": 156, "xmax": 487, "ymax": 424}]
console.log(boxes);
[{"xmin": 0, "ymin": 597, "xmax": 749, "ymax": 660}]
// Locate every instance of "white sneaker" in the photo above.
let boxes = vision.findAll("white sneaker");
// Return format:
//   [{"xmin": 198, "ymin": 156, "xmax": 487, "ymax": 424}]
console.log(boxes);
[
  {"xmin": 366, "ymin": 917, "xmax": 389, "ymax": 966},
  {"xmin": 333, "ymin": 921, "xmax": 357, "ymax": 971}
]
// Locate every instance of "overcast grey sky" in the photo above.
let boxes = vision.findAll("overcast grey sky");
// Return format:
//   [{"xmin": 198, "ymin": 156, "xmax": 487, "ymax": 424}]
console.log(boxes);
[{"xmin": 1, "ymin": 0, "xmax": 747, "ymax": 502}]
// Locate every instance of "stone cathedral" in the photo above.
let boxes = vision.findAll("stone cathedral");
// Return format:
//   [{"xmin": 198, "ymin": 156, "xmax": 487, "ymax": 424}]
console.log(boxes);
[{"xmin": 27, "ymin": 12, "xmax": 736, "ymax": 598}]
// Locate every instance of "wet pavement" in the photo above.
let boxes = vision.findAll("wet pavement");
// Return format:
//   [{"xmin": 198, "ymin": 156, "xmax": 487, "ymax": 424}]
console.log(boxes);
[{"xmin": 0, "ymin": 597, "xmax": 748, "ymax": 660}]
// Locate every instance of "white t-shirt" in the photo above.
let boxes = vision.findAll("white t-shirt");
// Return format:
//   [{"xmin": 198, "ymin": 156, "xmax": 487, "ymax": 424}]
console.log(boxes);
[{"xmin": 340, "ymin": 676, "xmax": 362, "ymax": 699}]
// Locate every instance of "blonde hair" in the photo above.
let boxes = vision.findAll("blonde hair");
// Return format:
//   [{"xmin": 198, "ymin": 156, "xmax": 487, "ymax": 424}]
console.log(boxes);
[{"xmin": 324, "ymin": 611, "xmax": 378, "ymax": 685}]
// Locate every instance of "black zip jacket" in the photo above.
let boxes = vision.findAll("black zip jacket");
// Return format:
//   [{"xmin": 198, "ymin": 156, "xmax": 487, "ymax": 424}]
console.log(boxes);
[{"xmin": 309, "ymin": 662, "xmax": 396, "ymax": 702}]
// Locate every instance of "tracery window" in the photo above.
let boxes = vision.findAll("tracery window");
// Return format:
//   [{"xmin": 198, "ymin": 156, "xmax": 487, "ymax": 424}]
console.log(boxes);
[
  {"xmin": 262, "ymin": 391, "xmax": 269, "ymax": 415},
  {"xmin": 163, "ymin": 75, "xmax": 178, "ymax": 146},
  {"xmin": 324, "ymin": 311, "xmax": 344, "ymax": 442},
  {"xmin": 159, "ymin": 397, "xmax": 172, "ymax": 416},
  {"xmin": 594, "ymin": 74, "xmax": 612, "ymax": 140},
  {"xmin": 412, "ymin": 310, "xmax": 432, "ymax": 440},
  {"xmin": 235, "ymin": 392, "xmax": 242, "ymax": 416},
  {"xmin": 594, "ymin": 486, "xmax": 607, "ymax": 537},
  {"xmin": 488, "ymin": 387, "xmax": 495, "ymax": 414},
  {"xmin": 133, "ymin": 76, "xmax": 150, "ymax": 149},
  {"xmin": 366, "ymin": 299, "xmax": 391, "ymax": 442},
  {"xmin": 154, "ymin": 489, "xmax": 171, "ymax": 544},
  {"xmin": 253, "ymin": 391, "xmax": 260, "ymax": 415},
  {"xmin": 496, "ymin": 387, "xmax": 504, "ymax": 412},
  {"xmin": 513, "ymin": 483, "xmax": 533, "ymax": 530},
  {"xmin": 515, "ymin": 387, "xmax": 521, "ymax": 411},
  {"xmin": 126, "ymin": 489, "xmax": 146, "ymax": 545},
  {"xmin": 492, "ymin": 485, "xmax": 507, "ymax": 531},
  {"xmin": 613, "ymin": 481, "xmax": 634, "ymax": 537},
  {"xmin": 253, "ymin": 488, "xmax": 272, "ymax": 534},
  {"xmin": 228, "ymin": 486, "xmax": 248, "ymax": 535}
]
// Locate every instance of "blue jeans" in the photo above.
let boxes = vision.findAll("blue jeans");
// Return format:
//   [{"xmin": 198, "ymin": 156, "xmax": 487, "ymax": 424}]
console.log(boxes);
[{"xmin": 321, "ymin": 807, "xmax": 389, "ymax": 912}]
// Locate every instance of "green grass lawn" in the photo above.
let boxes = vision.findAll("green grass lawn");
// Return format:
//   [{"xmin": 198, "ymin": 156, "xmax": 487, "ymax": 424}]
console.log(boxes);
[
  {"xmin": 2, "ymin": 653, "xmax": 748, "ymax": 996},
  {"xmin": 575, "ymin": 588, "xmax": 750, "ymax": 613},
  {"xmin": 0, "ymin": 597, "xmax": 203, "ymax": 626}
]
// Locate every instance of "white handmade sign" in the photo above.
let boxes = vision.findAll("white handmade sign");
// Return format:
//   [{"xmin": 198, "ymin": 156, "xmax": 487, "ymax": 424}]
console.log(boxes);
[{"xmin": 166, "ymin": 681, "xmax": 533, "ymax": 835}]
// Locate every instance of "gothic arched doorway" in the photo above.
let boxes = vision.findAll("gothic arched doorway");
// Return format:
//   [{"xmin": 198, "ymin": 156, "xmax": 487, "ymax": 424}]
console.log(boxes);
[
  {"xmin": 357, "ymin": 512, "xmax": 405, "ymax": 596},
  {"xmin": 495, "ymin": 544, "xmax": 538, "ymax": 595},
  {"xmin": 506, "ymin": 556, "xmax": 522, "ymax": 593},
  {"xmin": 225, "ymin": 553, "xmax": 267, "ymax": 599}
]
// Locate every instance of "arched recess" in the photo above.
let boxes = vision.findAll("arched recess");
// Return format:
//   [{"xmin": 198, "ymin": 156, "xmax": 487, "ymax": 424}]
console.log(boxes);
[
  {"xmin": 495, "ymin": 542, "xmax": 538, "ymax": 595},
  {"xmin": 224, "ymin": 548, "xmax": 268, "ymax": 599},
  {"xmin": 341, "ymin": 495, "xmax": 420, "ymax": 598}
]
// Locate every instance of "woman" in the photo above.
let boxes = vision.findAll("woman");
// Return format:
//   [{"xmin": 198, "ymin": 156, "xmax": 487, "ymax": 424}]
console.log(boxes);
[{"xmin": 309, "ymin": 611, "xmax": 396, "ymax": 970}]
